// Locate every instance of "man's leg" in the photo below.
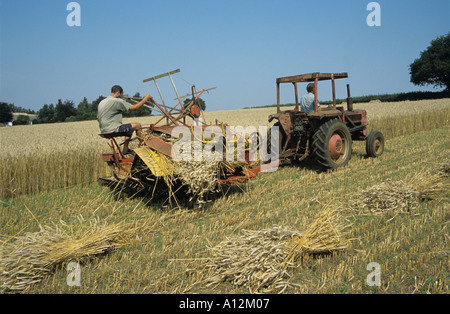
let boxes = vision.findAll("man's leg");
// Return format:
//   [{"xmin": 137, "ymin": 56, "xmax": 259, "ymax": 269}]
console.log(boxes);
[
  {"xmin": 131, "ymin": 123, "xmax": 142, "ymax": 137},
  {"xmin": 123, "ymin": 123, "xmax": 142, "ymax": 154}
]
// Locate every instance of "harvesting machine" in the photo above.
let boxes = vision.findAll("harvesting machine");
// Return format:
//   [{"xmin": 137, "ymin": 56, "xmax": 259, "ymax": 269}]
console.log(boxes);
[{"xmin": 98, "ymin": 69, "xmax": 277, "ymax": 205}]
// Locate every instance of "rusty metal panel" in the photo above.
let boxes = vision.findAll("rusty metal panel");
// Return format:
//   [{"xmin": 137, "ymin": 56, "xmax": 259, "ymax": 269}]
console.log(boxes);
[
  {"xmin": 144, "ymin": 137, "xmax": 173, "ymax": 157},
  {"xmin": 278, "ymin": 111, "xmax": 294, "ymax": 135},
  {"xmin": 153, "ymin": 125, "xmax": 177, "ymax": 136},
  {"xmin": 308, "ymin": 108, "xmax": 344, "ymax": 119},
  {"xmin": 102, "ymin": 153, "xmax": 115, "ymax": 162}
]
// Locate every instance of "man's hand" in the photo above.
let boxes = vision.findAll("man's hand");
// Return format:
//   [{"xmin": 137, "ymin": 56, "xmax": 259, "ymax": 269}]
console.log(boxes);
[
  {"xmin": 130, "ymin": 94, "xmax": 154, "ymax": 111},
  {"xmin": 144, "ymin": 93, "xmax": 154, "ymax": 102}
]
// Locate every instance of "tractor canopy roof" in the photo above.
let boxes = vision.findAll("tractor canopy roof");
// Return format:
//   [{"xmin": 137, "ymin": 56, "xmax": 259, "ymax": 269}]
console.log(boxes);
[{"xmin": 276, "ymin": 72, "xmax": 348, "ymax": 84}]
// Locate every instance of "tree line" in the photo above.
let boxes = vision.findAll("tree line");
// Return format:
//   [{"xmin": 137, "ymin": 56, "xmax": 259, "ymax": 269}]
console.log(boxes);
[
  {"xmin": 36, "ymin": 92, "xmax": 156, "ymax": 124},
  {"xmin": 0, "ymin": 92, "xmax": 207, "ymax": 126},
  {"xmin": 0, "ymin": 103, "xmax": 36, "ymax": 125},
  {"xmin": 0, "ymin": 93, "xmax": 155, "ymax": 125}
]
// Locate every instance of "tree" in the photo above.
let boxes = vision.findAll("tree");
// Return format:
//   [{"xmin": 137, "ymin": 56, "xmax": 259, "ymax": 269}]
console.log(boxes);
[
  {"xmin": 55, "ymin": 99, "xmax": 76, "ymax": 122},
  {"xmin": 77, "ymin": 97, "xmax": 90, "ymax": 115},
  {"xmin": 76, "ymin": 97, "xmax": 94, "ymax": 121},
  {"xmin": 47, "ymin": 104, "xmax": 55, "ymax": 122},
  {"xmin": 0, "ymin": 102, "xmax": 13, "ymax": 124},
  {"xmin": 37, "ymin": 104, "xmax": 55, "ymax": 123},
  {"xmin": 183, "ymin": 97, "xmax": 206, "ymax": 111},
  {"xmin": 410, "ymin": 33, "xmax": 450, "ymax": 90}
]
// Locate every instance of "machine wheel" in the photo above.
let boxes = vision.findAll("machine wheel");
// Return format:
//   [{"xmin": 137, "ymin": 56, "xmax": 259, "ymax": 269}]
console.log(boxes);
[
  {"xmin": 366, "ymin": 131, "xmax": 384, "ymax": 158},
  {"xmin": 266, "ymin": 122, "xmax": 287, "ymax": 160},
  {"xmin": 312, "ymin": 119, "xmax": 352, "ymax": 170}
]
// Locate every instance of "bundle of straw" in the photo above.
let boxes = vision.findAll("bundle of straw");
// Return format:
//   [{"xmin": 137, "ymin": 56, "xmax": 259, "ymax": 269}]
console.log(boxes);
[
  {"xmin": 193, "ymin": 206, "xmax": 348, "ymax": 293},
  {"xmin": 284, "ymin": 206, "xmax": 349, "ymax": 258},
  {"xmin": 0, "ymin": 223, "xmax": 135, "ymax": 292},
  {"xmin": 349, "ymin": 179, "xmax": 421, "ymax": 214},
  {"xmin": 350, "ymin": 170, "xmax": 449, "ymax": 214},
  {"xmin": 198, "ymin": 226, "xmax": 300, "ymax": 293},
  {"xmin": 172, "ymin": 161, "xmax": 220, "ymax": 202},
  {"xmin": 407, "ymin": 170, "xmax": 449, "ymax": 200}
]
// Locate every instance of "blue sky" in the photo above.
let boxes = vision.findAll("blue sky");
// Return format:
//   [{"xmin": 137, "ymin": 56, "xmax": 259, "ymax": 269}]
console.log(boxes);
[{"xmin": 0, "ymin": 0, "xmax": 449, "ymax": 112}]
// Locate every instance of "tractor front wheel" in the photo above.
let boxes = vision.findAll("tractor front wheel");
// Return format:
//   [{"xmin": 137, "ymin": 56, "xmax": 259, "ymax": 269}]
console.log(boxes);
[
  {"xmin": 366, "ymin": 130, "xmax": 385, "ymax": 158},
  {"xmin": 312, "ymin": 119, "xmax": 352, "ymax": 170}
]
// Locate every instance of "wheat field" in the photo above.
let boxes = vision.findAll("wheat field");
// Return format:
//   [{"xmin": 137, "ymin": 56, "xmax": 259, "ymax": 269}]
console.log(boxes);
[{"xmin": 0, "ymin": 98, "xmax": 449, "ymax": 199}]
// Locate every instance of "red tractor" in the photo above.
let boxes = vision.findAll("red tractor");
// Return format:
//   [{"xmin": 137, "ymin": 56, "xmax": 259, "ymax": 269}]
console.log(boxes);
[{"xmin": 267, "ymin": 72, "xmax": 384, "ymax": 170}]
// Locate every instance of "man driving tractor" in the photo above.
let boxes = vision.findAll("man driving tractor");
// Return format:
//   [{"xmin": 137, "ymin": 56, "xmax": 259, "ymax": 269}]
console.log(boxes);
[{"xmin": 300, "ymin": 83, "xmax": 320, "ymax": 114}]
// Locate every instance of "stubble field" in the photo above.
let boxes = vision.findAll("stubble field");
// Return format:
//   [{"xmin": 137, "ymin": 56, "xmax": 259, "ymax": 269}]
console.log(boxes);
[{"xmin": 0, "ymin": 98, "xmax": 449, "ymax": 294}]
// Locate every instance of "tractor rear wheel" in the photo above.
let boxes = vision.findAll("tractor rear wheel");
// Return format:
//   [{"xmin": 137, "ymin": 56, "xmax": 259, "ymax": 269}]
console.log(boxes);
[
  {"xmin": 366, "ymin": 130, "xmax": 384, "ymax": 157},
  {"xmin": 312, "ymin": 119, "xmax": 352, "ymax": 170}
]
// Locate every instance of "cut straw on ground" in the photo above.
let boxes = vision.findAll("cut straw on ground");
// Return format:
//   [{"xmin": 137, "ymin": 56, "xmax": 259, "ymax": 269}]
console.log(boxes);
[
  {"xmin": 350, "ymin": 168, "xmax": 449, "ymax": 215},
  {"xmin": 0, "ymin": 223, "xmax": 137, "ymax": 292},
  {"xmin": 188, "ymin": 205, "xmax": 349, "ymax": 293}
]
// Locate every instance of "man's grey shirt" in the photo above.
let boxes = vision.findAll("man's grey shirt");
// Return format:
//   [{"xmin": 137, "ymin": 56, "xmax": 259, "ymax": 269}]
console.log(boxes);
[
  {"xmin": 300, "ymin": 93, "xmax": 319, "ymax": 114},
  {"xmin": 97, "ymin": 96, "xmax": 131, "ymax": 133}
]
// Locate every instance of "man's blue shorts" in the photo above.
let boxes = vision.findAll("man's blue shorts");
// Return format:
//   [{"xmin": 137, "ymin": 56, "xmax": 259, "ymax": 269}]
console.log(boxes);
[{"xmin": 118, "ymin": 124, "xmax": 133, "ymax": 138}]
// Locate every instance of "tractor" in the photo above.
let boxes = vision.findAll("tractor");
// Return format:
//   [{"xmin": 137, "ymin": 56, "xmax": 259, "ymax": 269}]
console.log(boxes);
[{"xmin": 267, "ymin": 72, "xmax": 385, "ymax": 170}]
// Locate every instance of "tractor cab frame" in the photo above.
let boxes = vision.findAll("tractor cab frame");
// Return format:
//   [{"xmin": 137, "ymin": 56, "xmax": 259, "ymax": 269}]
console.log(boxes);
[{"xmin": 268, "ymin": 72, "xmax": 384, "ymax": 170}]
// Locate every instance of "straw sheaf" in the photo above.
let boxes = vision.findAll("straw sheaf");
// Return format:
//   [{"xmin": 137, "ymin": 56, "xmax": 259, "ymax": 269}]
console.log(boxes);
[
  {"xmin": 172, "ymin": 161, "xmax": 220, "ymax": 202},
  {"xmin": 0, "ymin": 223, "xmax": 136, "ymax": 292},
  {"xmin": 192, "ymin": 206, "xmax": 349, "ymax": 293},
  {"xmin": 350, "ymin": 169, "xmax": 449, "ymax": 214},
  {"xmin": 284, "ymin": 206, "xmax": 349, "ymax": 258}
]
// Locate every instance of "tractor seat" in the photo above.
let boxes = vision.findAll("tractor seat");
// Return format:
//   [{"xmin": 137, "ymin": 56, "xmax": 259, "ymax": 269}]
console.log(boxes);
[{"xmin": 99, "ymin": 132, "xmax": 128, "ymax": 139}]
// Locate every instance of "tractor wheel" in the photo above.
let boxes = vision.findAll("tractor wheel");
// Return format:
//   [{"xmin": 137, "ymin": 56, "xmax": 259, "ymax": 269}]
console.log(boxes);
[
  {"xmin": 312, "ymin": 119, "xmax": 352, "ymax": 170},
  {"xmin": 366, "ymin": 131, "xmax": 384, "ymax": 158},
  {"xmin": 266, "ymin": 122, "xmax": 286, "ymax": 160}
]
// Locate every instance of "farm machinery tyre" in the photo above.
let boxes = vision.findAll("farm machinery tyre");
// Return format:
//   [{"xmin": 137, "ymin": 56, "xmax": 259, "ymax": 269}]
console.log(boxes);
[
  {"xmin": 266, "ymin": 122, "xmax": 287, "ymax": 160},
  {"xmin": 366, "ymin": 130, "xmax": 385, "ymax": 158},
  {"xmin": 312, "ymin": 119, "xmax": 352, "ymax": 170}
]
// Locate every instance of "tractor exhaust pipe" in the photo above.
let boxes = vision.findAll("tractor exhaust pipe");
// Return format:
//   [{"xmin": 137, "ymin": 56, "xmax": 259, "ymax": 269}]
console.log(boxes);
[{"xmin": 346, "ymin": 84, "xmax": 354, "ymax": 111}]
